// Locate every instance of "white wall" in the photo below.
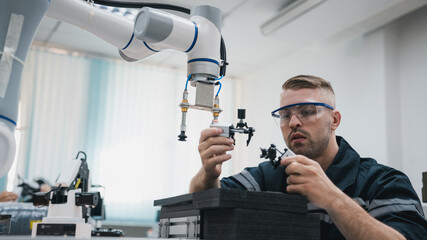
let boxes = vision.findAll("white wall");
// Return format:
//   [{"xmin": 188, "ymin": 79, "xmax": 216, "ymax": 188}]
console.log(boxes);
[
  {"xmin": 396, "ymin": 6, "xmax": 427, "ymax": 202},
  {"xmin": 232, "ymin": 6, "xmax": 427, "ymax": 202}
]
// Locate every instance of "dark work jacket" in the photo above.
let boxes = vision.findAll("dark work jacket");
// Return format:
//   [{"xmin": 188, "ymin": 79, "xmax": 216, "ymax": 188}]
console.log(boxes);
[{"xmin": 220, "ymin": 136, "xmax": 427, "ymax": 239}]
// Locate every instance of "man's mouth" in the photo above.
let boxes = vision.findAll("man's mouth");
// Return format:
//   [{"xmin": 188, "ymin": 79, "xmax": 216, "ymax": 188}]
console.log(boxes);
[{"xmin": 290, "ymin": 133, "xmax": 306, "ymax": 143}]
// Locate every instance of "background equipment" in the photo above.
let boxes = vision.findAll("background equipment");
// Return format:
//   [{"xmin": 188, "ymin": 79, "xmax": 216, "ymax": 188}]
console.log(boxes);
[{"xmin": 32, "ymin": 151, "xmax": 99, "ymax": 238}]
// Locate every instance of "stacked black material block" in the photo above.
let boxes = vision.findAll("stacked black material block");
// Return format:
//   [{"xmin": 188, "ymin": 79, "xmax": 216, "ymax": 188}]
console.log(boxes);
[{"xmin": 154, "ymin": 188, "xmax": 320, "ymax": 240}]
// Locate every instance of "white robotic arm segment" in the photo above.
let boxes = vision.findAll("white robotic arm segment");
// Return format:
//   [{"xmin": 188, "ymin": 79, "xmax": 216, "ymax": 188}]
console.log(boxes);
[
  {"xmin": 132, "ymin": 6, "xmax": 222, "ymax": 77},
  {"xmin": 0, "ymin": 0, "xmax": 49, "ymax": 177},
  {"xmin": 120, "ymin": 6, "xmax": 197, "ymax": 61},
  {"xmin": 47, "ymin": 0, "xmax": 133, "ymax": 49},
  {"xmin": 0, "ymin": 120, "xmax": 15, "ymax": 177},
  {"xmin": 187, "ymin": 14, "xmax": 221, "ymax": 79},
  {"xmin": 134, "ymin": 7, "xmax": 196, "ymax": 51},
  {"xmin": 188, "ymin": 15, "xmax": 221, "ymax": 59},
  {"xmin": 46, "ymin": 0, "xmax": 223, "ymax": 69},
  {"xmin": 47, "ymin": 0, "xmax": 156, "ymax": 61}
]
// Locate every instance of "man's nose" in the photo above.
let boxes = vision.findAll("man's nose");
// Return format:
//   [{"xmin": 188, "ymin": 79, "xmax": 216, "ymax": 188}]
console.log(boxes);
[{"xmin": 288, "ymin": 113, "xmax": 302, "ymax": 128}]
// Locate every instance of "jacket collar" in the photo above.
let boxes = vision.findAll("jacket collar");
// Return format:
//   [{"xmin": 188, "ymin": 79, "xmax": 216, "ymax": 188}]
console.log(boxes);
[{"xmin": 324, "ymin": 136, "xmax": 360, "ymax": 191}]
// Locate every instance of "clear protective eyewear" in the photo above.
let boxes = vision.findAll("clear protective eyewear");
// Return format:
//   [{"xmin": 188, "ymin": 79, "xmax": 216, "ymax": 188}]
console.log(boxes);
[{"xmin": 271, "ymin": 102, "xmax": 334, "ymax": 126}]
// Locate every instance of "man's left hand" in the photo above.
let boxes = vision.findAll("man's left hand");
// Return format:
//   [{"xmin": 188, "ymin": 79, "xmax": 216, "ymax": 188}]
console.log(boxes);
[{"xmin": 282, "ymin": 155, "xmax": 344, "ymax": 210}]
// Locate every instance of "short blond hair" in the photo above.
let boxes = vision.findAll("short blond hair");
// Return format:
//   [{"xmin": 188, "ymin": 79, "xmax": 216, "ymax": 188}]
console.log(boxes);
[
  {"xmin": 282, "ymin": 75, "xmax": 334, "ymax": 94},
  {"xmin": 283, "ymin": 75, "xmax": 335, "ymax": 107}
]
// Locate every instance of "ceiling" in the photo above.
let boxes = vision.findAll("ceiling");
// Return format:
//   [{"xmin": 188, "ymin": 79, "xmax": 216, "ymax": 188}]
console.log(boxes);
[{"xmin": 33, "ymin": 0, "xmax": 427, "ymax": 78}]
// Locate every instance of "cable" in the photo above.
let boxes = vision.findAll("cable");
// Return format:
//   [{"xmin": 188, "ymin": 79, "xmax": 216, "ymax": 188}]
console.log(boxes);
[
  {"xmin": 219, "ymin": 37, "xmax": 228, "ymax": 77},
  {"xmin": 75, "ymin": 151, "xmax": 87, "ymax": 161},
  {"xmin": 184, "ymin": 74, "xmax": 192, "ymax": 90},
  {"xmin": 92, "ymin": 0, "xmax": 191, "ymax": 14},
  {"xmin": 214, "ymin": 75, "xmax": 224, "ymax": 81},
  {"xmin": 216, "ymin": 82, "xmax": 222, "ymax": 96}
]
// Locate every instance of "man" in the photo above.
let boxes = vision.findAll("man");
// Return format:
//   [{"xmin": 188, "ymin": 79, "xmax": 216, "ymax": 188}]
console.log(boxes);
[{"xmin": 190, "ymin": 75, "xmax": 427, "ymax": 239}]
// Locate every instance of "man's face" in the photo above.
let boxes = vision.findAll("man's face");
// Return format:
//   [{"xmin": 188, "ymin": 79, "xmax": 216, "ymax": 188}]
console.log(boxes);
[{"xmin": 280, "ymin": 88, "xmax": 334, "ymax": 159}]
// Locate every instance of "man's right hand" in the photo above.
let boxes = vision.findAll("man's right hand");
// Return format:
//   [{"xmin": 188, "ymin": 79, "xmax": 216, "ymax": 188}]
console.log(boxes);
[
  {"xmin": 199, "ymin": 127, "xmax": 235, "ymax": 179},
  {"xmin": 189, "ymin": 127, "xmax": 234, "ymax": 192}
]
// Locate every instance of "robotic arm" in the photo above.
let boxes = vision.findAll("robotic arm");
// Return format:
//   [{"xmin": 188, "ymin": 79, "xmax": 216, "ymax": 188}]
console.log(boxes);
[
  {"xmin": 32, "ymin": 151, "xmax": 100, "ymax": 238},
  {"xmin": 0, "ymin": 0, "xmax": 226, "ymax": 177},
  {"xmin": 45, "ymin": 0, "xmax": 224, "ymax": 64},
  {"xmin": 47, "ymin": 0, "xmax": 227, "ymax": 141}
]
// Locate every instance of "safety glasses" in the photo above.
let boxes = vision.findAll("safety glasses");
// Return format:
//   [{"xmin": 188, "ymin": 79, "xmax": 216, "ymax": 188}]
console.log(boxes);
[{"xmin": 271, "ymin": 102, "xmax": 334, "ymax": 125}]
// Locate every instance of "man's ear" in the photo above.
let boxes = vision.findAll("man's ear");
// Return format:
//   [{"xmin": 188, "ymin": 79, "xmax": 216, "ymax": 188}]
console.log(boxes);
[{"xmin": 331, "ymin": 110, "xmax": 341, "ymax": 130}]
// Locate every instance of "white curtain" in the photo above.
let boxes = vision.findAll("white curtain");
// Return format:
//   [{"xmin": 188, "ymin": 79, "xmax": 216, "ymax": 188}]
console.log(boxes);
[
  {"xmin": 16, "ymin": 47, "xmax": 236, "ymax": 224},
  {"xmin": 18, "ymin": 48, "xmax": 91, "ymax": 181}
]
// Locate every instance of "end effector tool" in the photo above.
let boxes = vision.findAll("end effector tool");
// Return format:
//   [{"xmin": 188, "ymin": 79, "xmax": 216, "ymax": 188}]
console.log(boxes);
[
  {"xmin": 260, "ymin": 144, "xmax": 295, "ymax": 168},
  {"xmin": 210, "ymin": 109, "xmax": 255, "ymax": 146}
]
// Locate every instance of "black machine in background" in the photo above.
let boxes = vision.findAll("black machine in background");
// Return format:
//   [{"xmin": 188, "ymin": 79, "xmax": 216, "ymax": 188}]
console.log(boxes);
[
  {"xmin": 31, "ymin": 151, "xmax": 100, "ymax": 237},
  {"xmin": 90, "ymin": 184, "xmax": 106, "ymax": 221},
  {"xmin": 32, "ymin": 152, "xmax": 99, "ymax": 220},
  {"xmin": 30, "ymin": 151, "xmax": 123, "ymax": 237}
]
